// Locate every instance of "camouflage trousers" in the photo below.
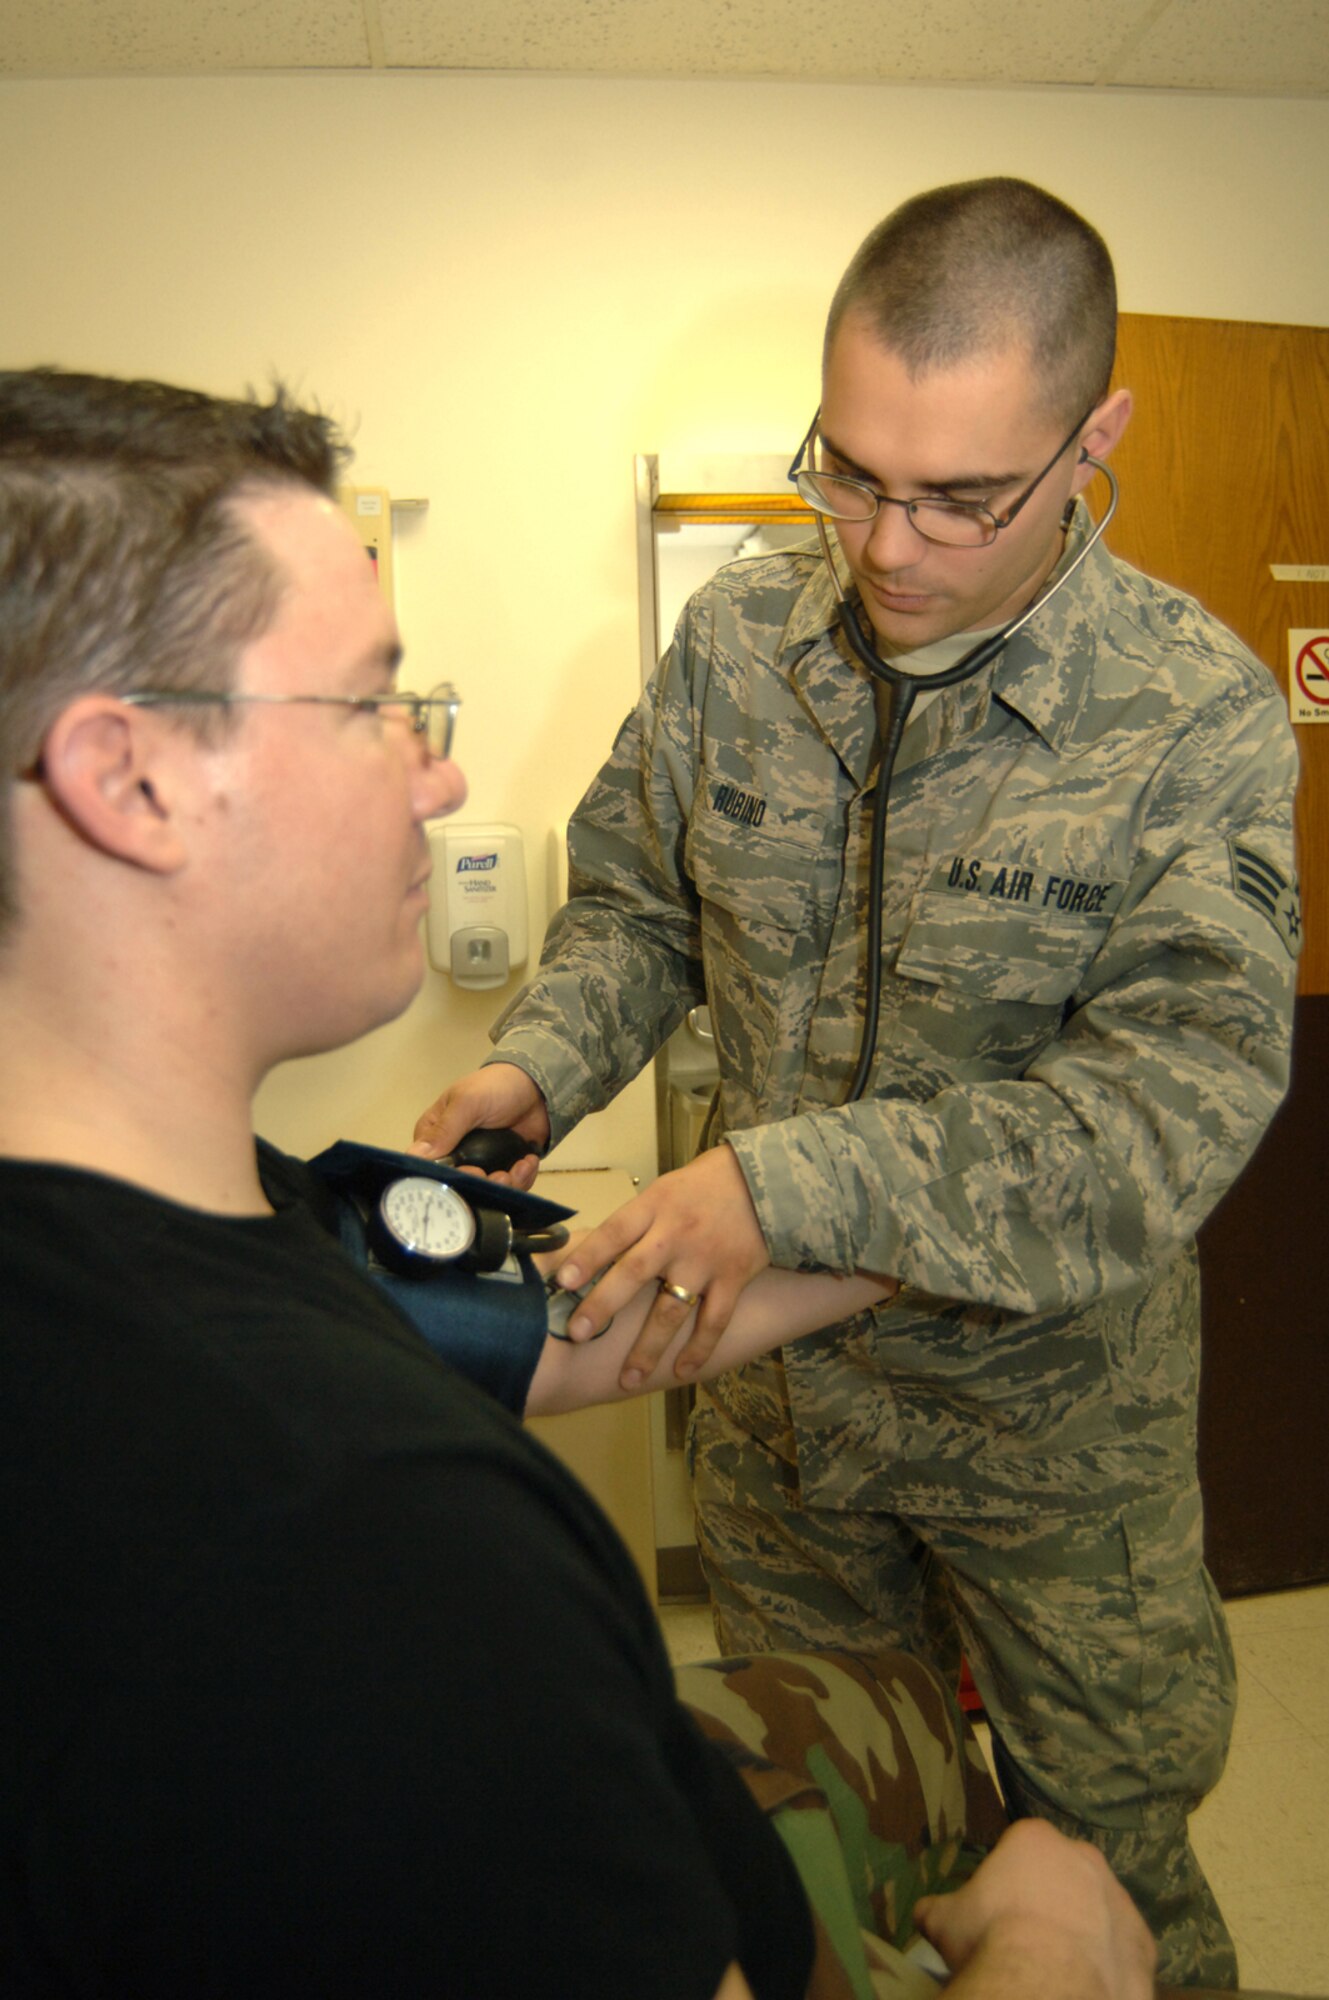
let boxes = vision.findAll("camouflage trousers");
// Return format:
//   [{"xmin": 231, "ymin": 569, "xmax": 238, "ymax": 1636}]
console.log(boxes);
[
  {"xmin": 676, "ymin": 1647, "xmax": 1009, "ymax": 2000},
  {"xmin": 689, "ymin": 1386, "xmax": 1239, "ymax": 1989}
]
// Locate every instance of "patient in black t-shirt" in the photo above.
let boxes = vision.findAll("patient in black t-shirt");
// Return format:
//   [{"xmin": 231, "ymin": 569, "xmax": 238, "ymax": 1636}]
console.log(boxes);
[{"xmin": 0, "ymin": 366, "xmax": 1156, "ymax": 2000}]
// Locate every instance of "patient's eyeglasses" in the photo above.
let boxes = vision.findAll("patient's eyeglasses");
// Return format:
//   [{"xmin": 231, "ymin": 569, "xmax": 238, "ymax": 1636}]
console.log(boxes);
[{"xmin": 121, "ymin": 681, "xmax": 461, "ymax": 761}]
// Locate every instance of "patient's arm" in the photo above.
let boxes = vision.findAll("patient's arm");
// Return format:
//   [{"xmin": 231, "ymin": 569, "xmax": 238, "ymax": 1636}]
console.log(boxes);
[{"xmin": 527, "ymin": 1244, "xmax": 893, "ymax": 1416}]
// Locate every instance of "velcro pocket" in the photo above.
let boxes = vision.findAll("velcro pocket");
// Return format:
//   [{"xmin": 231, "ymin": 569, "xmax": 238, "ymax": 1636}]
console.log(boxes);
[
  {"xmin": 896, "ymin": 892, "xmax": 1108, "ymax": 1008},
  {"xmin": 686, "ymin": 802, "xmax": 818, "ymax": 937}
]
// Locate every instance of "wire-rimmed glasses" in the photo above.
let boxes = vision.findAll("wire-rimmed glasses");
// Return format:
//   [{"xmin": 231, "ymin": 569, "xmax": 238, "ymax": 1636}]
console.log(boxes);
[
  {"xmin": 788, "ymin": 407, "xmax": 1092, "ymax": 548},
  {"xmin": 121, "ymin": 681, "xmax": 461, "ymax": 761}
]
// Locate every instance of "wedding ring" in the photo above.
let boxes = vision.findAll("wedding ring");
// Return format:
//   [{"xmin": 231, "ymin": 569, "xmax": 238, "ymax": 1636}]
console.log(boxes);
[{"xmin": 658, "ymin": 1279, "xmax": 700, "ymax": 1308}]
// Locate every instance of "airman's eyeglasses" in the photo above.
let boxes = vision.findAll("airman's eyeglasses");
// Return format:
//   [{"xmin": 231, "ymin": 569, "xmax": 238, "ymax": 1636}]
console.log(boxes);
[{"xmin": 788, "ymin": 408, "xmax": 1092, "ymax": 548}]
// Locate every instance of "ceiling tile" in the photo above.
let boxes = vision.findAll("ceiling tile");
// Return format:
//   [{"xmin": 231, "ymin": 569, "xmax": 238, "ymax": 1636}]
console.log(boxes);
[
  {"xmin": 1111, "ymin": 0, "xmax": 1329, "ymax": 91},
  {"xmin": 0, "ymin": 0, "xmax": 1324, "ymax": 92},
  {"xmin": 0, "ymin": 0, "xmax": 370, "ymax": 74},
  {"xmin": 376, "ymin": 0, "xmax": 1152, "ymax": 85}
]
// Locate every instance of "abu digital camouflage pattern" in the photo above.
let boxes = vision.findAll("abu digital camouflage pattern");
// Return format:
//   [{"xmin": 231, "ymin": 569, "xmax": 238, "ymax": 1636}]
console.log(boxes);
[
  {"xmin": 688, "ymin": 1388, "xmax": 1238, "ymax": 1987},
  {"xmin": 675, "ymin": 1647, "xmax": 1007, "ymax": 2000},
  {"xmin": 491, "ymin": 508, "xmax": 1299, "ymax": 1985},
  {"xmin": 494, "ymin": 508, "xmax": 1297, "ymax": 1318}
]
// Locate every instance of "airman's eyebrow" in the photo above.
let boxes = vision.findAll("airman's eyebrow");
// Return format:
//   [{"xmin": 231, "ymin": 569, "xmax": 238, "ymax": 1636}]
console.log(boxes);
[{"xmin": 818, "ymin": 427, "xmax": 1024, "ymax": 496}]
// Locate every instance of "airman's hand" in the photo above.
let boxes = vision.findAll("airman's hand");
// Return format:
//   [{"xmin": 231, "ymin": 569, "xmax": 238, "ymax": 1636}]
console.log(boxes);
[
  {"xmin": 552, "ymin": 1144, "xmax": 770, "ymax": 1389},
  {"xmin": 411, "ymin": 1062, "xmax": 550, "ymax": 1189}
]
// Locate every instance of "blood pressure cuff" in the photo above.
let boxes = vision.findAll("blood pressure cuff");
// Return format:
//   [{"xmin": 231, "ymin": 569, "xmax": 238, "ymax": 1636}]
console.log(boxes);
[{"xmin": 304, "ymin": 1139, "xmax": 576, "ymax": 1416}]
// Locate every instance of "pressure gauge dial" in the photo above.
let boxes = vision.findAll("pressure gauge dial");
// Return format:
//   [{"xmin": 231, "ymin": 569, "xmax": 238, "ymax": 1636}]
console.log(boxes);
[{"xmin": 370, "ymin": 1175, "xmax": 513, "ymax": 1275}]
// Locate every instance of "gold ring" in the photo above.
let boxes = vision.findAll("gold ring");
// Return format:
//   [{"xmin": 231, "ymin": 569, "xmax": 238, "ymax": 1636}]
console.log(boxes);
[{"xmin": 658, "ymin": 1279, "xmax": 699, "ymax": 1308}]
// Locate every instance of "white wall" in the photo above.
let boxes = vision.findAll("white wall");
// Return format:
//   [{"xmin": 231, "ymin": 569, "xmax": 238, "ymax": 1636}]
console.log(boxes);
[{"xmin": 3, "ymin": 72, "xmax": 1325, "ymax": 1173}]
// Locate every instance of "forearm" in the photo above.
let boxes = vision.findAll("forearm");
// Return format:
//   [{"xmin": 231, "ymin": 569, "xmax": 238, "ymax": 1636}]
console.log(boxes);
[
  {"xmin": 488, "ymin": 941, "xmax": 695, "ymax": 1145},
  {"xmin": 526, "ymin": 1262, "xmax": 891, "ymax": 1416},
  {"xmin": 735, "ymin": 953, "xmax": 1290, "ymax": 1317},
  {"xmin": 489, "ymin": 688, "xmax": 706, "ymax": 1140},
  {"xmin": 735, "ymin": 692, "xmax": 1297, "ymax": 1314},
  {"xmin": 732, "ymin": 878, "xmax": 1293, "ymax": 1316}
]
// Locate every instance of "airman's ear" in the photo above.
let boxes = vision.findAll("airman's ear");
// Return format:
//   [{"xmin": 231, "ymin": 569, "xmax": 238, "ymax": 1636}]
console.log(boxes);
[
  {"xmin": 1072, "ymin": 387, "xmax": 1133, "ymax": 492},
  {"xmin": 37, "ymin": 696, "xmax": 191, "ymax": 875}
]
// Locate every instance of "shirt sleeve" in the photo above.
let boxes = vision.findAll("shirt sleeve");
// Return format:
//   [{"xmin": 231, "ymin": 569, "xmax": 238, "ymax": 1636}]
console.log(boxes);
[
  {"xmin": 729, "ymin": 685, "xmax": 1300, "ymax": 1314},
  {"xmin": 488, "ymin": 614, "xmax": 712, "ymax": 1146}
]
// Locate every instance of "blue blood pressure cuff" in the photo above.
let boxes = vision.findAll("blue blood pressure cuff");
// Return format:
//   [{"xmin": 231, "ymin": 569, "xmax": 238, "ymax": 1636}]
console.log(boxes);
[{"xmin": 305, "ymin": 1139, "xmax": 576, "ymax": 1416}]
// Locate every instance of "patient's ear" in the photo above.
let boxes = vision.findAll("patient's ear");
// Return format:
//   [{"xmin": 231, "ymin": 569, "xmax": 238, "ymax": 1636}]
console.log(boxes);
[{"xmin": 38, "ymin": 696, "xmax": 191, "ymax": 874}]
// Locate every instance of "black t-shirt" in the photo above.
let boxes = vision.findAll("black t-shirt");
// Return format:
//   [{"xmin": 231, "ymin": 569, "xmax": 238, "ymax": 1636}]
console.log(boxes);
[{"xmin": 0, "ymin": 1149, "xmax": 813, "ymax": 1998}]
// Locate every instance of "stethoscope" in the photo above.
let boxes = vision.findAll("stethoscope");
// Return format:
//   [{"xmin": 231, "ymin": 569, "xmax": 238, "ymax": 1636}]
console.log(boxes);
[{"xmin": 810, "ymin": 454, "xmax": 1119, "ymax": 1103}]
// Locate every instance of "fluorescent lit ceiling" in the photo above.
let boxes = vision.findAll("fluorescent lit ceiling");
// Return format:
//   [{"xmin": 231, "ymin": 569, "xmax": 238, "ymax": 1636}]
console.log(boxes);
[{"xmin": 1, "ymin": 0, "xmax": 1325, "ymax": 93}]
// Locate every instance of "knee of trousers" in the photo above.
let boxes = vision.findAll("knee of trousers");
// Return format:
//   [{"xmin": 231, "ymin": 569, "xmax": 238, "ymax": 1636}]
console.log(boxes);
[{"xmin": 946, "ymin": 1500, "xmax": 1236, "ymax": 1826}]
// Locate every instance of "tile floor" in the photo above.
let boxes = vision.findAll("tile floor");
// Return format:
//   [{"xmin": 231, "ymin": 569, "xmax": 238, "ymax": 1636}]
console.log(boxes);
[
  {"xmin": 1190, "ymin": 1585, "xmax": 1329, "ymax": 1996},
  {"xmin": 659, "ymin": 1583, "xmax": 1329, "ymax": 1996}
]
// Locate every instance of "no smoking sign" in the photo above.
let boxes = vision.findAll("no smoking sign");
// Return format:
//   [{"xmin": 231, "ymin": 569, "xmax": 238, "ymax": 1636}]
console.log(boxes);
[{"xmin": 1288, "ymin": 629, "xmax": 1329, "ymax": 723}]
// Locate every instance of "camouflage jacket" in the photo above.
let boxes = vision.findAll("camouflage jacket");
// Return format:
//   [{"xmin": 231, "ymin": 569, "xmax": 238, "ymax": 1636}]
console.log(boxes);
[{"xmin": 492, "ymin": 512, "xmax": 1299, "ymax": 1328}]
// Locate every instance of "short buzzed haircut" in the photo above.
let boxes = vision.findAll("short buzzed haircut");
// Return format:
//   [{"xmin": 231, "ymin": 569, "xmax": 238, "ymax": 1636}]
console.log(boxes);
[
  {"xmin": 825, "ymin": 178, "xmax": 1117, "ymax": 426},
  {"xmin": 0, "ymin": 369, "xmax": 349, "ymax": 938}
]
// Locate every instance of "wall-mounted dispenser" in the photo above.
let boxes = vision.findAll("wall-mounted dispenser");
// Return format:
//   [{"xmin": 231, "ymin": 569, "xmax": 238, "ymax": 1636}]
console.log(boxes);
[{"xmin": 426, "ymin": 822, "xmax": 528, "ymax": 990}]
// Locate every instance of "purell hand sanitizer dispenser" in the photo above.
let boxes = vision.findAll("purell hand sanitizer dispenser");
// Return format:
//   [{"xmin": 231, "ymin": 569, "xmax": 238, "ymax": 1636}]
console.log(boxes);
[{"xmin": 426, "ymin": 823, "xmax": 528, "ymax": 990}]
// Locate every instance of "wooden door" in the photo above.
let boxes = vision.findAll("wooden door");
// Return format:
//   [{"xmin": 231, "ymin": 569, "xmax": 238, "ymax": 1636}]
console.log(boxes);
[
  {"xmin": 1105, "ymin": 314, "xmax": 1329, "ymax": 1594},
  {"xmin": 1107, "ymin": 313, "xmax": 1329, "ymax": 992}
]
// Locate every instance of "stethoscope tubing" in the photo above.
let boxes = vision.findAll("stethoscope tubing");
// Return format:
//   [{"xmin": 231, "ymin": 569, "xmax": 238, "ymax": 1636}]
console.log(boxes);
[{"xmin": 825, "ymin": 458, "xmax": 1118, "ymax": 1102}]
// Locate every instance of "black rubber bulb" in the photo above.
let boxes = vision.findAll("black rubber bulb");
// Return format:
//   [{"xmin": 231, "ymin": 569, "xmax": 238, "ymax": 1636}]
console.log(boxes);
[{"xmin": 448, "ymin": 1127, "xmax": 537, "ymax": 1174}]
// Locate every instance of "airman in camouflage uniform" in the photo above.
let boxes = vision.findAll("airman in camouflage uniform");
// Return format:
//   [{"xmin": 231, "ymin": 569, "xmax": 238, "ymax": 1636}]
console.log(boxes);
[
  {"xmin": 487, "ymin": 495, "xmax": 1297, "ymax": 1981},
  {"xmin": 434, "ymin": 181, "xmax": 1301, "ymax": 1988}
]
